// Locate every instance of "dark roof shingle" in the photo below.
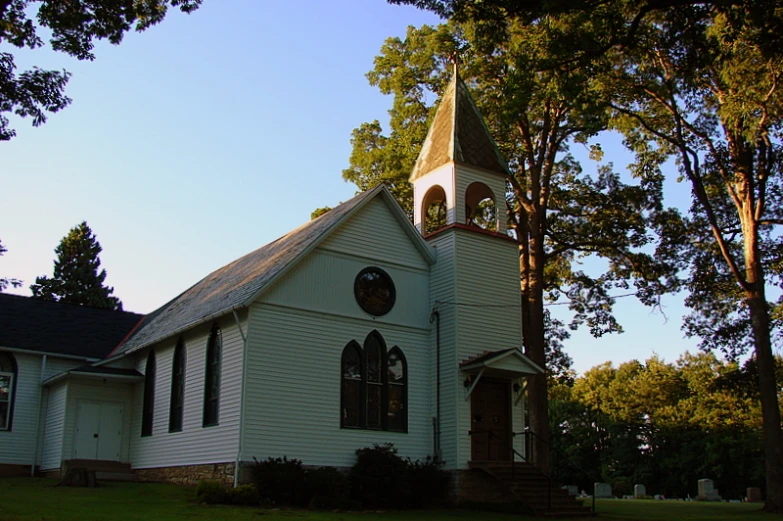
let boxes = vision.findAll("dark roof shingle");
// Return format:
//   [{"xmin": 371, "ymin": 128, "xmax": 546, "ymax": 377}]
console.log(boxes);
[{"xmin": 0, "ymin": 294, "xmax": 143, "ymax": 359}]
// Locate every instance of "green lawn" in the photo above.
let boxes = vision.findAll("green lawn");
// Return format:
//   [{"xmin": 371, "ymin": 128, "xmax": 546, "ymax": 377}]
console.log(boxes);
[
  {"xmin": 0, "ymin": 478, "xmax": 781, "ymax": 521},
  {"xmin": 593, "ymin": 498, "xmax": 780, "ymax": 521}
]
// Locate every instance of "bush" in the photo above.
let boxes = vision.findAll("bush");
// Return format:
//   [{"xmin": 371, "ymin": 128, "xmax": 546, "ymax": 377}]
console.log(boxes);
[
  {"xmin": 306, "ymin": 466, "xmax": 351, "ymax": 508},
  {"xmin": 251, "ymin": 456, "xmax": 308, "ymax": 507},
  {"xmin": 408, "ymin": 456, "xmax": 450, "ymax": 507},
  {"xmin": 350, "ymin": 444, "xmax": 412, "ymax": 508},
  {"xmin": 196, "ymin": 480, "xmax": 227, "ymax": 504},
  {"xmin": 228, "ymin": 484, "xmax": 261, "ymax": 506}
]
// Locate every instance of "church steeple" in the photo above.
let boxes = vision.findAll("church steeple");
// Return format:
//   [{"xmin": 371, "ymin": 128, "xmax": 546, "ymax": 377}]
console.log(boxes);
[
  {"xmin": 410, "ymin": 66, "xmax": 510, "ymax": 182},
  {"xmin": 411, "ymin": 66, "xmax": 510, "ymax": 235}
]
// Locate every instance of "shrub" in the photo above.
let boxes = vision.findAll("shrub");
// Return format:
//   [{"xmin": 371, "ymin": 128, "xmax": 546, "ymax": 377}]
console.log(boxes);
[
  {"xmin": 196, "ymin": 480, "xmax": 227, "ymax": 504},
  {"xmin": 350, "ymin": 444, "xmax": 412, "ymax": 508},
  {"xmin": 408, "ymin": 456, "xmax": 450, "ymax": 507},
  {"xmin": 251, "ymin": 456, "xmax": 308, "ymax": 506},
  {"xmin": 227, "ymin": 484, "xmax": 260, "ymax": 506},
  {"xmin": 306, "ymin": 466, "xmax": 351, "ymax": 508}
]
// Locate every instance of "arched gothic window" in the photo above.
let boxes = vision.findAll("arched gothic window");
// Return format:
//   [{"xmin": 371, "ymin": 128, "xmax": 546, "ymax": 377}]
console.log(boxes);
[
  {"xmin": 340, "ymin": 331, "xmax": 407, "ymax": 432},
  {"xmin": 169, "ymin": 337, "xmax": 186, "ymax": 433},
  {"xmin": 0, "ymin": 352, "xmax": 17, "ymax": 431},
  {"xmin": 386, "ymin": 347, "xmax": 407, "ymax": 432},
  {"xmin": 340, "ymin": 342, "xmax": 362, "ymax": 428},
  {"xmin": 203, "ymin": 325, "xmax": 222, "ymax": 427},
  {"xmin": 141, "ymin": 350, "xmax": 156, "ymax": 437}
]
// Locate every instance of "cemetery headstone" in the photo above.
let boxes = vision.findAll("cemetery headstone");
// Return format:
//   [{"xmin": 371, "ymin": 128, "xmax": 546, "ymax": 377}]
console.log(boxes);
[
  {"xmin": 634, "ymin": 484, "xmax": 646, "ymax": 499},
  {"xmin": 594, "ymin": 482, "xmax": 613, "ymax": 498},
  {"xmin": 697, "ymin": 479, "xmax": 722, "ymax": 501}
]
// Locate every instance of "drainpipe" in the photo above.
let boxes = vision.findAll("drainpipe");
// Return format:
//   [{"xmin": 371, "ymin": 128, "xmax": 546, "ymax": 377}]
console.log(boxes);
[
  {"xmin": 31, "ymin": 355, "xmax": 48, "ymax": 476},
  {"xmin": 429, "ymin": 306, "xmax": 441, "ymax": 463},
  {"xmin": 232, "ymin": 309, "xmax": 248, "ymax": 488}
]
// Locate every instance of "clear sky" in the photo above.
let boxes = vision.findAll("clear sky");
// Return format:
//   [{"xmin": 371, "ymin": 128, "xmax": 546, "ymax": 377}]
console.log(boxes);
[{"xmin": 1, "ymin": 0, "xmax": 703, "ymax": 374}]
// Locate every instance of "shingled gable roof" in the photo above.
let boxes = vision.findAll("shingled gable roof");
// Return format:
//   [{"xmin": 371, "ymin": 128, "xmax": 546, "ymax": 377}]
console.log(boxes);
[
  {"xmin": 0, "ymin": 293, "xmax": 143, "ymax": 359},
  {"xmin": 117, "ymin": 185, "xmax": 435, "ymax": 355},
  {"xmin": 409, "ymin": 68, "xmax": 510, "ymax": 182}
]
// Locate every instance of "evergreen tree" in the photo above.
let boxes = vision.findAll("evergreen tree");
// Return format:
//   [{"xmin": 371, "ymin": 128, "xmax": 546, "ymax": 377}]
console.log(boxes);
[
  {"xmin": 30, "ymin": 222, "xmax": 122, "ymax": 310},
  {"xmin": 0, "ymin": 239, "xmax": 22, "ymax": 292}
]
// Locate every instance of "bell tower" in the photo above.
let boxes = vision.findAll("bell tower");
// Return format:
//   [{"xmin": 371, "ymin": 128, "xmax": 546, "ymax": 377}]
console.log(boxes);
[
  {"xmin": 410, "ymin": 66, "xmax": 541, "ymax": 472},
  {"xmin": 410, "ymin": 67, "xmax": 510, "ymax": 236}
]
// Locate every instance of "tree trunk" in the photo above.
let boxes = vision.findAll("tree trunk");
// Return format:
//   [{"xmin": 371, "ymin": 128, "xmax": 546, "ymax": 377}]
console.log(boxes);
[
  {"xmin": 525, "ymin": 219, "xmax": 550, "ymax": 473},
  {"xmin": 746, "ymin": 294, "xmax": 783, "ymax": 512}
]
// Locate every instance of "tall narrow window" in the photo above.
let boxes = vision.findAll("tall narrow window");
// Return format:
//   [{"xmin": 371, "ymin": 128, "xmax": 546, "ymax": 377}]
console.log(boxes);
[
  {"xmin": 203, "ymin": 325, "xmax": 222, "ymax": 427},
  {"xmin": 0, "ymin": 352, "xmax": 17, "ymax": 431},
  {"xmin": 141, "ymin": 351, "xmax": 156, "ymax": 437},
  {"xmin": 339, "ymin": 332, "xmax": 407, "ymax": 432},
  {"xmin": 365, "ymin": 333, "xmax": 384, "ymax": 429},
  {"xmin": 386, "ymin": 347, "xmax": 407, "ymax": 432},
  {"xmin": 341, "ymin": 342, "xmax": 363, "ymax": 428},
  {"xmin": 169, "ymin": 338, "xmax": 186, "ymax": 432}
]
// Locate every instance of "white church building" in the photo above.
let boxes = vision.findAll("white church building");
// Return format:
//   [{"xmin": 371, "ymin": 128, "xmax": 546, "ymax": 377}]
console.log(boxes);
[{"xmin": 0, "ymin": 72, "xmax": 552, "ymax": 499}]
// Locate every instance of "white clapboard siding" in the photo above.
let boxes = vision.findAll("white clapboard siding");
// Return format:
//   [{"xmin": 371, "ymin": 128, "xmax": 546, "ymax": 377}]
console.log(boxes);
[
  {"xmin": 319, "ymin": 196, "xmax": 430, "ymax": 272},
  {"xmin": 129, "ymin": 314, "xmax": 245, "ymax": 468},
  {"xmin": 40, "ymin": 381, "xmax": 68, "ymax": 470},
  {"xmin": 0, "ymin": 352, "xmax": 42, "ymax": 465},
  {"xmin": 426, "ymin": 232, "xmax": 460, "ymax": 469},
  {"xmin": 60, "ymin": 379, "xmax": 135, "ymax": 462},
  {"xmin": 452, "ymin": 229, "xmax": 523, "ymax": 467},
  {"xmin": 241, "ymin": 303, "xmax": 431, "ymax": 467},
  {"xmin": 263, "ymin": 249, "xmax": 430, "ymax": 331}
]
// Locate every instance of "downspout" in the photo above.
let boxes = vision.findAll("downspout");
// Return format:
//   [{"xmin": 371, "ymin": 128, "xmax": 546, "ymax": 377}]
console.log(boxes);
[
  {"xmin": 31, "ymin": 355, "xmax": 48, "ymax": 476},
  {"xmin": 429, "ymin": 306, "xmax": 441, "ymax": 462},
  {"xmin": 232, "ymin": 308, "xmax": 248, "ymax": 488}
]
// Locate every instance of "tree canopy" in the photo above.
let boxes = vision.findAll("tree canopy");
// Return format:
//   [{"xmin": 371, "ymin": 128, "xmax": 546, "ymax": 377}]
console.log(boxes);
[
  {"xmin": 30, "ymin": 221, "xmax": 122, "ymax": 310},
  {"xmin": 0, "ymin": 0, "xmax": 203, "ymax": 141},
  {"xmin": 550, "ymin": 353, "xmax": 779, "ymax": 499}
]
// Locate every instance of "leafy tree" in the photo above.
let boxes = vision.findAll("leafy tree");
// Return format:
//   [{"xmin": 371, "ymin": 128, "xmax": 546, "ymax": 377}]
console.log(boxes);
[
  {"xmin": 551, "ymin": 354, "xmax": 767, "ymax": 499},
  {"xmin": 30, "ymin": 221, "xmax": 122, "ymax": 310},
  {"xmin": 344, "ymin": 20, "xmax": 676, "ymax": 470},
  {"xmin": 599, "ymin": 5, "xmax": 783, "ymax": 510},
  {"xmin": 0, "ymin": 238, "xmax": 21, "ymax": 291},
  {"xmin": 311, "ymin": 206, "xmax": 333, "ymax": 220},
  {"xmin": 0, "ymin": 0, "xmax": 203, "ymax": 141}
]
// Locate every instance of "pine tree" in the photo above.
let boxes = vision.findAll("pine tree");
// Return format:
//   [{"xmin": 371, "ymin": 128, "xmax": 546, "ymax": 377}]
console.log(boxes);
[{"xmin": 30, "ymin": 222, "xmax": 123, "ymax": 310}]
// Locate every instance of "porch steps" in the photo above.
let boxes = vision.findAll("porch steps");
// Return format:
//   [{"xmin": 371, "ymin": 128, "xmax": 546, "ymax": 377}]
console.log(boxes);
[
  {"xmin": 62, "ymin": 459, "xmax": 139, "ymax": 482},
  {"xmin": 470, "ymin": 461, "xmax": 595, "ymax": 518}
]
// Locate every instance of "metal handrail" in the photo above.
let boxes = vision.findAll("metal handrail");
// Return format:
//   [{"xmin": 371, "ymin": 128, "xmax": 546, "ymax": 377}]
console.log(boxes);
[
  {"xmin": 469, "ymin": 429, "xmax": 554, "ymax": 511},
  {"xmin": 516, "ymin": 428, "xmax": 597, "ymax": 513}
]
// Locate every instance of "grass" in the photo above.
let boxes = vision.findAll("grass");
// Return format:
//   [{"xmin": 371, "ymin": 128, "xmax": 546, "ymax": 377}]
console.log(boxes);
[
  {"xmin": 1, "ymin": 478, "xmax": 782, "ymax": 521},
  {"xmin": 593, "ymin": 498, "xmax": 781, "ymax": 521}
]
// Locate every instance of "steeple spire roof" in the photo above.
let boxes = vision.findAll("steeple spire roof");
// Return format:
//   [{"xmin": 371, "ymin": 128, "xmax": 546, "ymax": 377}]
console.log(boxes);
[{"xmin": 409, "ymin": 67, "xmax": 510, "ymax": 181}]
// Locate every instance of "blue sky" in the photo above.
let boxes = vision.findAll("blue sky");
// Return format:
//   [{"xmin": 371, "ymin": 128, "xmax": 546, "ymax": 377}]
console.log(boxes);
[{"xmin": 1, "ymin": 0, "xmax": 703, "ymax": 373}]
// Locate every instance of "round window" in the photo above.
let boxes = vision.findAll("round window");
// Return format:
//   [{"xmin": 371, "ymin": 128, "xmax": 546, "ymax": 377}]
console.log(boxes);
[{"xmin": 354, "ymin": 267, "xmax": 396, "ymax": 316}]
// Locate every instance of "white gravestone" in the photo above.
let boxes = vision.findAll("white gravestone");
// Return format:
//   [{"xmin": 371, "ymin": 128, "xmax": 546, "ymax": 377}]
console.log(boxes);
[
  {"xmin": 594, "ymin": 482, "xmax": 613, "ymax": 498},
  {"xmin": 697, "ymin": 479, "xmax": 722, "ymax": 501},
  {"xmin": 634, "ymin": 484, "xmax": 646, "ymax": 499}
]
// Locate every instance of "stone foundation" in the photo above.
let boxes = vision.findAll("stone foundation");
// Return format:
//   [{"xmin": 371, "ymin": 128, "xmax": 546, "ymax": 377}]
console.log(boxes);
[
  {"xmin": 449, "ymin": 469, "xmax": 516, "ymax": 504},
  {"xmin": 0, "ymin": 464, "xmax": 34, "ymax": 478},
  {"xmin": 136, "ymin": 462, "xmax": 236, "ymax": 486}
]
